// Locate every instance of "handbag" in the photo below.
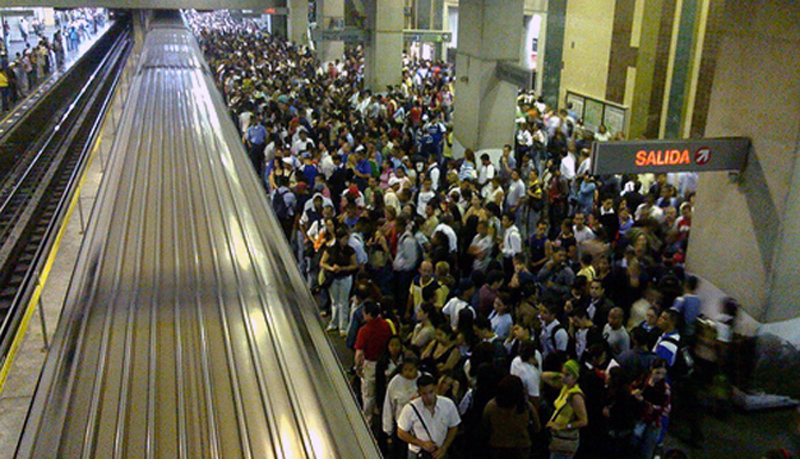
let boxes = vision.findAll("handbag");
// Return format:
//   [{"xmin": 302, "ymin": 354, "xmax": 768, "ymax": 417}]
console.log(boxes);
[
  {"xmin": 550, "ymin": 429, "xmax": 579, "ymax": 454},
  {"xmin": 548, "ymin": 397, "xmax": 580, "ymax": 454},
  {"xmin": 410, "ymin": 403, "xmax": 436, "ymax": 459}
]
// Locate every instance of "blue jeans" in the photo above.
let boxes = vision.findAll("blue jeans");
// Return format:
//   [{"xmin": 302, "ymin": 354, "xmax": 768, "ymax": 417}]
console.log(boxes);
[
  {"xmin": 329, "ymin": 276, "xmax": 352, "ymax": 331},
  {"xmin": 632, "ymin": 421, "xmax": 660, "ymax": 459}
]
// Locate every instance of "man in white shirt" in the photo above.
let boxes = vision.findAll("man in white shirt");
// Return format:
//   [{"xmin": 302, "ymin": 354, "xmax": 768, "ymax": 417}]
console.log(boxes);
[
  {"xmin": 385, "ymin": 177, "xmax": 402, "ymax": 214},
  {"xmin": 238, "ymin": 110, "xmax": 253, "ymax": 135},
  {"xmin": 320, "ymin": 145, "xmax": 336, "ymax": 179},
  {"xmin": 516, "ymin": 124, "xmax": 534, "ymax": 155},
  {"xmin": 432, "ymin": 215, "xmax": 458, "ymax": 254},
  {"xmin": 468, "ymin": 220, "xmax": 493, "ymax": 272},
  {"xmin": 426, "ymin": 155, "xmax": 441, "ymax": 191},
  {"xmin": 560, "ymin": 146, "xmax": 577, "ymax": 181},
  {"xmin": 477, "ymin": 153, "xmax": 496, "ymax": 190},
  {"xmin": 417, "ymin": 178, "xmax": 436, "ymax": 217},
  {"xmin": 382, "ymin": 359, "xmax": 421, "ymax": 442},
  {"xmin": 488, "ymin": 297, "xmax": 514, "ymax": 340},
  {"xmin": 539, "ymin": 302, "xmax": 569, "ymax": 358},
  {"xmin": 501, "ymin": 212, "xmax": 522, "ymax": 280},
  {"xmin": 576, "ymin": 148, "xmax": 592, "ymax": 177},
  {"xmin": 572, "ymin": 212, "xmax": 596, "ymax": 246},
  {"xmin": 603, "ymin": 307, "xmax": 631, "ymax": 360},
  {"xmin": 397, "ymin": 374, "xmax": 460, "ymax": 458},
  {"xmin": 505, "ymin": 169, "xmax": 527, "ymax": 214},
  {"xmin": 442, "ymin": 279, "xmax": 476, "ymax": 331},
  {"xmin": 510, "ymin": 341, "xmax": 543, "ymax": 405},
  {"xmin": 290, "ymin": 129, "xmax": 314, "ymax": 156}
]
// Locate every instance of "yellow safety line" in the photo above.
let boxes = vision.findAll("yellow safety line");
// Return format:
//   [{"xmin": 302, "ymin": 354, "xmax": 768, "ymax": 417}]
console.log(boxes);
[{"xmin": 0, "ymin": 65, "xmax": 128, "ymax": 394}]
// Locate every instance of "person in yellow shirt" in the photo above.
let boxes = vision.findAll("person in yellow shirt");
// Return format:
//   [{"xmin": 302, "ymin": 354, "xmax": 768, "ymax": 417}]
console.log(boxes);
[
  {"xmin": 576, "ymin": 253, "xmax": 596, "ymax": 282},
  {"xmin": 406, "ymin": 260, "xmax": 447, "ymax": 320},
  {"xmin": 0, "ymin": 67, "xmax": 10, "ymax": 112},
  {"xmin": 542, "ymin": 360, "xmax": 588, "ymax": 459}
]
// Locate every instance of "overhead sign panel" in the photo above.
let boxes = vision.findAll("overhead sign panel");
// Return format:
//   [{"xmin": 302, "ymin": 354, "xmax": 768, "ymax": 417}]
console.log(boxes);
[
  {"xmin": 402, "ymin": 30, "xmax": 453, "ymax": 43},
  {"xmin": 311, "ymin": 27, "xmax": 369, "ymax": 43},
  {"xmin": 591, "ymin": 137, "xmax": 750, "ymax": 175}
]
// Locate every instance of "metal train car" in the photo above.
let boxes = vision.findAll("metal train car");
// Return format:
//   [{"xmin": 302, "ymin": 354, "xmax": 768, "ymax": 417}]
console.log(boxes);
[{"xmin": 16, "ymin": 13, "xmax": 381, "ymax": 459}]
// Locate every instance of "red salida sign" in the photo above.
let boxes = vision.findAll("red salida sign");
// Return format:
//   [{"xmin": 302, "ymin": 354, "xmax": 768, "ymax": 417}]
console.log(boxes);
[
  {"xmin": 591, "ymin": 137, "xmax": 750, "ymax": 174},
  {"xmin": 635, "ymin": 149, "xmax": 691, "ymax": 167}
]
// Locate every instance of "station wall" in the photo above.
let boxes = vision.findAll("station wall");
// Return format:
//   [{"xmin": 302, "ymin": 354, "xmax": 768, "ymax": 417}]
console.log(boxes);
[
  {"xmin": 687, "ymin": 0, "xmax": 800, "ymax": 326},
  {"xmin": 559, "ymin": 0, "xmax": 615, "ymax": 110}
]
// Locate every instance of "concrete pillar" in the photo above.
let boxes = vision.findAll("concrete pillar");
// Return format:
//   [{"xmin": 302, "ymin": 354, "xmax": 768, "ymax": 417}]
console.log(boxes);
[
  {"xmin": 364, "ymin": 0, "xmax": 405, "ymax": 92},
  {"xmin": 452, "ymin": 0, "xmax": 524, "ymax": 151},
  {"xmin": 686, "ymin": 0, "xmax": 800, "ymax": 324},
  {"xmin": 273, "ymin": 15, "xmax": 288, "ymax": 39},
  {"xmin": 289, "ymin": 0, "xmax": 309, "ymax": 45},
  {"xmin": 540, "ymin": 0, "xmax": 566, "ymax": 109},
  {"xmin": 317, "ymin": 0, "xmax": 345, "ymax": 63}
]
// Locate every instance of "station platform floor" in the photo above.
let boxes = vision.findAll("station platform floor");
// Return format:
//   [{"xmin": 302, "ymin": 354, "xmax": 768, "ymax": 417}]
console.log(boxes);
[{"xmin": 0, "ymin": 22, "xmax": 123, "ymax": 457}]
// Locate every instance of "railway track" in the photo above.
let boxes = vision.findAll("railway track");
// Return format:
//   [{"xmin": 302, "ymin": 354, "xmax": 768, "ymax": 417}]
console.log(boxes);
[{"xmin": 0, "ymin": 20, "xmax": 132, "ymax": 364}]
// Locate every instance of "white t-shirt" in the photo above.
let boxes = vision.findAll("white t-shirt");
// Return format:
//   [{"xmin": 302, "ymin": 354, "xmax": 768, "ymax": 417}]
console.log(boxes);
[
  {"xmin": 506, "ymin": 179, "xmax": 526, "ymax": 209},
  {"xmin": 397, "ymin": 397, "xmax": 461, "ymax": 454},
  {"xmin": 382, "ymin": 373, "xmax": 420, "ymax": 434},
  {"xmin": 469, "ymin": 234, "xmax": 493, "ymax": 272},
  {"xmin": 417, "ymin": 189, "xmax": 436, "ymax": 216},
  {"xmin": 560, "ymin": 152, "xmax": 576, "ymax": 180},
  {"xmin": 573, "ymin": 226, "xmax": 596, "ymax": 245},
  {"xmin": 320, "ymin": 152, "xmax": 336, "ymax": 179},
  {"xmin": 488, "ymin": 311, "xmax": 513, "ymax": 341},
  {"xmin": 291, "ymin": 137, "xmax": 314, "ymax": 156},
  {"xmin": 603, "ymin": 324, "xmax": 631, "ymax": 359},
  {"xmin": 442, "ymin": 297, "xmax": 473, "ymax": 331},
  {"xmin": 478, "ymin": 163, "xmax": 496, "ymax": 186},
  {"xmin": 510, "ymin": 355, "xmax": 542, "ymax": 398},
  {"xmin": 433, "ymin": 224, "xmax": 458, "ymax": 253}
]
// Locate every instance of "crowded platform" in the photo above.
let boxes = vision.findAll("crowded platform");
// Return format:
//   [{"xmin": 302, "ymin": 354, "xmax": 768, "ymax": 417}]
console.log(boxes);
[
  {"xmin": 0, "ymin": 8, "xmax": 106, "ymax": 113},
  {"xmin": 183, "ymin": 10, "xmax": 771, "ymax": 459}
]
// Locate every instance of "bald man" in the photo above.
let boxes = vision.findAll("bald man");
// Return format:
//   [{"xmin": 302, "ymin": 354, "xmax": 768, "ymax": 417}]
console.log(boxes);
[{"xmin": 603, "ymin": 307, "xmax": 631, "ymax": 359}]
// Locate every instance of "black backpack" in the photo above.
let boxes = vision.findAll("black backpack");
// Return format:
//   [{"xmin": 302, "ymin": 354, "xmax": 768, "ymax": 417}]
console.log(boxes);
[
  {"xmin": 662, "ymin": 336, "xmax": 695, "ymax": 379},
  {"xmin": 272, "ymin": 188, "xmax": 292, "ymax": 220}
]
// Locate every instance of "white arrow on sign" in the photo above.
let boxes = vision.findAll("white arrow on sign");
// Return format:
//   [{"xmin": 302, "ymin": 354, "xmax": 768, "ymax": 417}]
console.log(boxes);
[{"xmin": 695, "ymin": 147, "xmax": 711, "ymax": 165}]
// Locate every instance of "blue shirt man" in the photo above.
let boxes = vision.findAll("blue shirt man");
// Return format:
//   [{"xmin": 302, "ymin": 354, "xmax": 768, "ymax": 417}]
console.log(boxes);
[{"xmin": 245, "ymin": 123, "xmax": 268, "ymax": 146}]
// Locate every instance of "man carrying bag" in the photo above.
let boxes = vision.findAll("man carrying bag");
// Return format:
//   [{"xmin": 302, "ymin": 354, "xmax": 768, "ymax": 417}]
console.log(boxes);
[{"xmin": 398, "ymin": 374, "xmax": 460, "ymax": 459}]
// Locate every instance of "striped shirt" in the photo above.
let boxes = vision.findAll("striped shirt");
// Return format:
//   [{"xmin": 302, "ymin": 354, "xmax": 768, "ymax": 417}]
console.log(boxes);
[{"xmin": 653, "ymin": 331, "xmax": 680, "ymax": 367}]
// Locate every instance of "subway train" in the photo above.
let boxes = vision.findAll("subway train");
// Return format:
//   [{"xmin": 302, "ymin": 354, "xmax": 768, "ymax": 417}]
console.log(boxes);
[{"xmin": 16, "ymin": 13, "xmax": 381, "ymax": 459}]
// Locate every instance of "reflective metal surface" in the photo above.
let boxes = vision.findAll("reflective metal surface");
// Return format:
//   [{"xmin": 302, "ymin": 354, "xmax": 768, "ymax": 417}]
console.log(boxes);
[{"xmin": 16, "ymin": 23, "xmax": 380, "ymax": 459}]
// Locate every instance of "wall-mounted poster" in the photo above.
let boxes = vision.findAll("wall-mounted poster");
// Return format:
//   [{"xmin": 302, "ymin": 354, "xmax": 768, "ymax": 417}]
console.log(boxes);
[
  {"xmin": 583, "ymin": 99, "xmax": 604, "ymax": 132},
  {"xmin": 603, "ymin": 105, "xmax": 626, "ymax": 137}
]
